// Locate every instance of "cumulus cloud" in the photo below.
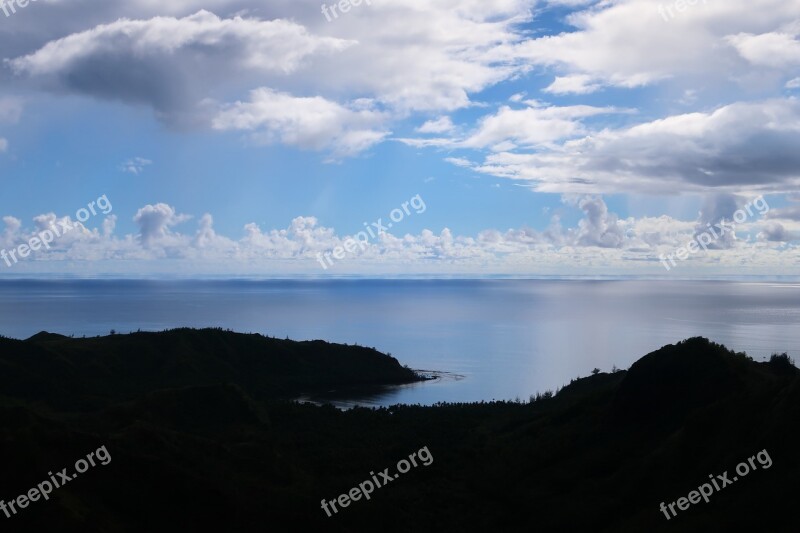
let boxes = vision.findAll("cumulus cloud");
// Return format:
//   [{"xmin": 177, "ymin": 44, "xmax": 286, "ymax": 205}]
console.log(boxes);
[
  {"xmin": 758, "ymin": 221, "xmax": 799, "ymax": 242},
  {"xmin": 727, "ymin": 30, "xmax": 800, "ymax": 69},
  {"xmin": 297, "ymin": 0, "xmax": 535, "ymax": 113},
  {"xmin": 693, "ymin": 194, "xmax": 742, "ymax": 249},
  {"xmin": 133, "ymin": 204, "xmax": 192, "ymax": 248},
  {"xmin": 1, "ymin": 216, "xmax": 22, "ymax": 248},
  {"xmin": 416, "ymin": 117, "xmax": 455, "ymax": 134},
  {"xmin": 516, "ymin": 0, "xmax": 800, "ymax": 93},
  {"xmin": 463, "ymin": 104, "xmax": 632, "ymax": 150},
  {"xmin": 543, "ymin": 74, "xmax": 602, "ymax": 95},
  {"xmin": 212, "ymin": 88, "xmax": 390, "ymax": 157},
  {"xmin": 9, "ymin": 9, "xmax": 350, "ymax": 77},
  {"xmin": 468, "ymin": 99, "xmax": 800, "ymax": 194},
  {"xmin": 399, "ymin": 102, "xmax": 631, "ymax": 152},
  {"xmin": 192, "ymin": 214, "xmax": 217, "ymax": 248},
  {"xmin": 103, "ymin": 215, "xmax": 117, "ymax": 238},
  {"xmin": 569, "ymin": 196, "xmax": 625, "ymax": 248},
  {"xmin": 9, "ymin": 10, "xmax": 352, "ymax": 126}
]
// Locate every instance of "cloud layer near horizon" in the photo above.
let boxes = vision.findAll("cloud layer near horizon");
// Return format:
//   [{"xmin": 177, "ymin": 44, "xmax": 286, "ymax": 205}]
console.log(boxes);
[{"xmin": 1, "ymin": 194, "xmax": 797, "ymax": 275}]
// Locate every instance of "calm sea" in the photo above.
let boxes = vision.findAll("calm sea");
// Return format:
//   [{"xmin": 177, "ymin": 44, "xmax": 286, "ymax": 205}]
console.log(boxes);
[{"xmin": 1, "ymin": 279, "xmax": 798, "ymax": 407}]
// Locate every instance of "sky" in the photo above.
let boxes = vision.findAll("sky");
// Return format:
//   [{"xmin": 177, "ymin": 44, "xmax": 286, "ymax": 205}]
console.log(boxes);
[{"xmin": 0, "ymin": 0, "xmax": 799, "ymax": 277}]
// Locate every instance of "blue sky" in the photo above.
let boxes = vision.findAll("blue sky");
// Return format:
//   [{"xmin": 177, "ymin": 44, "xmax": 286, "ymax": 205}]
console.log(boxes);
[{"xmin": 1, "ymin": 0, "xmax": 799, "ymax": 277}]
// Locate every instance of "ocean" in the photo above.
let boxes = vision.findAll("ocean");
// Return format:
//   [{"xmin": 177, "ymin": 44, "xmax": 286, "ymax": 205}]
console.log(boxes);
[{"xmin": 1, "ymin": 279, "xmax": 798, "ymax": 407}]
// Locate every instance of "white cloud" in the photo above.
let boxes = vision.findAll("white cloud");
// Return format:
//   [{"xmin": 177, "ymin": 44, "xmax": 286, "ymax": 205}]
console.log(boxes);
[
  {"xmin": 304, "ymin": 0, "xmax": 535, "ymax": 113},
  {"xmin": 212, "ymin": 88, "xmax": 390, "ymax": 157},
  {"xmin": 9, "ymin": 10, "xmax": 353, "ymax": 126},
  {"xmin": 445, "ymin": 157, "xmax": 473, "ymax": 168},
  {"xmin": 470, "ymin": 99, "xmax": 800, "ymax": 194},
  {"xmin": 121, "ymin": 157, "xmax": 153, "ymax": 175},
  {"xmin": 693, "ymin": 194, "xmax": 742, "ymax": 249},
  {"xmin": 10, "ymin": 10, "xmax": 349, "ymax": 77},
  {"xmin": 727, "ymin": 31, "xmax": 800, "ymax": 68},
  {"xmin": 543, "ymin": 74, "xmax": 602, "ymax": 95},
  {"xmin": 516, "ymin": 0, "xmax": 800, "ymax": 93},
  {"xmin": 399, "ymin": 102, "xmax": 632, "ymax": 152},
  {"xmin": 416, "ymin": 116, "xmax": 455, "ymax": 134},
  {"xmin": 0, "ymin": 216, "xmax": 22, "ymax": 249},
  {"xmin": 133, "ymin": 204, "xmax": 192, "ymax": 248},
  {"xmin": 462, "ymin": 104, "xmax": 632, "ymax": 150},
  {"xmin": 758, "ymin": 221, "xmax": 799, "ymax": 242},
  {"xmin": 569, "ymin": 195, "xmax": 625, "ymax": 248}
]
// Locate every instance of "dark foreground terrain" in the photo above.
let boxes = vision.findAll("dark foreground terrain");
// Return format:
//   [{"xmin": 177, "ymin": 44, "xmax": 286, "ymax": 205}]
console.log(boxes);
[{"xmin": 0, "ymin": 330, "xmax": 797, "ymax": 532}]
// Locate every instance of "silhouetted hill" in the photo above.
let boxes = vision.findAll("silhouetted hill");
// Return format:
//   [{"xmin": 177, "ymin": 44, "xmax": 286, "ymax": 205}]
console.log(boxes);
[
  {"xmin": 25, "ymin": 331, "xmax": 70, "ymax": 342},
  {"xmin": 0, "ymin": 328, "xmax": 422, "ymax": 410},
  {"xmin": 0, "ymin": 332, "xmax": 796, "ymax": 532},
  {"xmin": 613, "ymin": 337, "xmax": 757, "ymax": 428}
]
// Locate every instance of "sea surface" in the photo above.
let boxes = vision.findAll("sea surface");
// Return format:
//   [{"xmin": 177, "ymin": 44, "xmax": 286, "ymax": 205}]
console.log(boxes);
[{"xmin": 1, "ymin": 279, "xmax": 798, "ymax": 407}]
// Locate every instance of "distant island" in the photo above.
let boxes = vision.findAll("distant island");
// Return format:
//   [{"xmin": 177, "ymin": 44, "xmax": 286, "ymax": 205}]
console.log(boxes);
[{"xmin": 0, "ymin": 330, "xmax": 796, "ymax": 531}]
